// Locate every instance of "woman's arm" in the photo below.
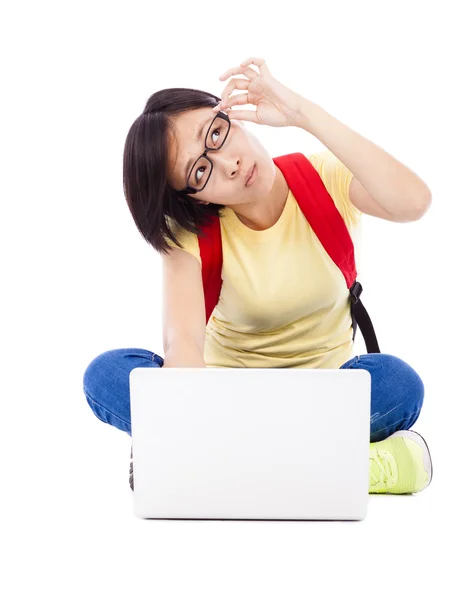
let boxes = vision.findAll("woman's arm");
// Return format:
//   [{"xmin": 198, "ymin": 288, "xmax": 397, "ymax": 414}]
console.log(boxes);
[{"xmin": 297, "ymin": 99, "xmax": 432, "ymax": 222}]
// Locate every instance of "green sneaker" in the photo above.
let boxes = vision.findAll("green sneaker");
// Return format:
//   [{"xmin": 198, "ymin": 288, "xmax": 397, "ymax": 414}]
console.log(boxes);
[{"xmin": 369, "ymin": 430, "xmax": 433, "ymax": 494}]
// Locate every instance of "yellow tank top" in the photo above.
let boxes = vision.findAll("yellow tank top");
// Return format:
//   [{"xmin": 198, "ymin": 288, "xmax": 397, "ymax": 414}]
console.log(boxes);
[{"xmin": 166, "ymin": 150, "xmax": 363, "ymax": 369}]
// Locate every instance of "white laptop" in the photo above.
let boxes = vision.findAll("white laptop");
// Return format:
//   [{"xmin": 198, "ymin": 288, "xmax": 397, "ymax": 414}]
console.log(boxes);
[{"xmin": 129, "ymin": 367, "xmax": 371, "ymax": 521}]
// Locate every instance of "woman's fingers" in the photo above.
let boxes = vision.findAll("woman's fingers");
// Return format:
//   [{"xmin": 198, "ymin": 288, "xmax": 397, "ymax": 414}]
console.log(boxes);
[
  {"xmin": 213, "ymin": 91, "xmax": 250, "ymax": 113},
  {"xmin": 222, "ymin": 92, "xmax": 250, "ymax": 109},
  {"xmin": 219, "ymin": 64, "xmax": 259, "ymax": 81},
  {"xmin": 219, "ymin": 78, "xmax": 249, "ymax": 109},
  {"xmin": 240, "ymin": 57, "xmax": 270, "ymax": 73},
  {"xmin": 215, "ymin": 58, "xmax": 271, "ymax": 116}
]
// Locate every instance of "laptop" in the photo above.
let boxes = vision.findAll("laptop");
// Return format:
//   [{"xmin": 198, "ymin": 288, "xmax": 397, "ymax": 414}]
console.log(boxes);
[{"xmin": 129, "ymin": 367, "xmax": 371, "ymax": 521}]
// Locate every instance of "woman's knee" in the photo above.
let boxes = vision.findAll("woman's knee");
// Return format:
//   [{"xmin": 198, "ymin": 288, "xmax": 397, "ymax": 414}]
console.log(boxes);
[
  {"xmin": 354, "ymin": 353, "xmax": 424, "ymax": 410},
  {"xmin": 377, "ymin": 354, "xmax": 425, "ymax": 414},
  {"xmin": 362, "ymin": 354, "xmax": 425, "ymax": 441},
  {"xmin": 82, "ymin": 347, "xmax": 160, "ymax": 434}
]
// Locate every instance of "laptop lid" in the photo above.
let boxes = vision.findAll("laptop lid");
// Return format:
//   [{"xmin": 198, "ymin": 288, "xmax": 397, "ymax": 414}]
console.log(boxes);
[{"xmin": 130, "ymin": 367, "xmax": 371, "ymax": 521}]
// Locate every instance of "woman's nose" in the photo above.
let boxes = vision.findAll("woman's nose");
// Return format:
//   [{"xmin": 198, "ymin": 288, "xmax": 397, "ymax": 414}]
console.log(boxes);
[{"xmin": 213, "ymin": 155, "xmax": 241, "ymax": 177}]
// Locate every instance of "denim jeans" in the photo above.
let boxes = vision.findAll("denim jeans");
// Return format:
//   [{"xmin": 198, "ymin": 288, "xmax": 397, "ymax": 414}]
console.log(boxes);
[{"xmin": 82, "ymin": 350, "xmax": 424, "ymax": 443}]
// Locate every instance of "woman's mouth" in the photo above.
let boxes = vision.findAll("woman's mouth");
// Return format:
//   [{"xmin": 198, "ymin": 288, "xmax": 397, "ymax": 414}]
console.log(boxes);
[{"xmin": 245, "ymin": 164, "xmax": 257, "ymax": 187}]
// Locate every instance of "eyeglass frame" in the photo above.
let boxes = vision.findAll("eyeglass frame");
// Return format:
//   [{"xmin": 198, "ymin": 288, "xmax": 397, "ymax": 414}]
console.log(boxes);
[{"xmin": 177, "ymin": 110, "xmax": 231, "ymax": 195}]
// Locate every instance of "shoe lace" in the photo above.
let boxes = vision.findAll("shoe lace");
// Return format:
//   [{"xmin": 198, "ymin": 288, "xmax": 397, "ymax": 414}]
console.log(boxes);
[{"xmin": 370, "ymin": 447, "xmax": 398, "ymax": 489}]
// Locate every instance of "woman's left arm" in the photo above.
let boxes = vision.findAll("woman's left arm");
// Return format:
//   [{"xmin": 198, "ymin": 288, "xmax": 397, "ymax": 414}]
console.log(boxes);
[{"xmin": 296, "ymin": 99, "xmax": 432, "ymax": 222}]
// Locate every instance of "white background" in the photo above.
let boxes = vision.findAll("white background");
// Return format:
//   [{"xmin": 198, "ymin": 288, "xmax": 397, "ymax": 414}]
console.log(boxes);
[{"xmin": 2, "ymin": 1, "xmax": 458, "ymax": 598}]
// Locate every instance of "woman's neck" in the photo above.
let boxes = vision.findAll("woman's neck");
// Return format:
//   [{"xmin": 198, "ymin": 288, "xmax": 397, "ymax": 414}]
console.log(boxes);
[{"xmin": 233, "ymin": 166, "xmax": 289, "ymax": 231}]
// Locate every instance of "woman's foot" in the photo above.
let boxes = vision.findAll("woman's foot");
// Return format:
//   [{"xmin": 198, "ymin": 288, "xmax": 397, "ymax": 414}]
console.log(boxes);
[
  {"xmin": 129, "ymin": 431, "xmax": 433, "ymax": 495},
  {"xmin": 369, "ymin": 430, "xmax": 433, "ymax": 494}
]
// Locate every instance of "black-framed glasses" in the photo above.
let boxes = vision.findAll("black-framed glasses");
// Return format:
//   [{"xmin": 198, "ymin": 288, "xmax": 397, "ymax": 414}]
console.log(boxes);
[{"xmin": 178, "ymin": 110, "xmax": 231, "ymax": 195}]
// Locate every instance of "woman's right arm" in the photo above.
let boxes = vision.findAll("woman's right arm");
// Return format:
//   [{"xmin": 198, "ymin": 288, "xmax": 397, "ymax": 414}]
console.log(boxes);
[
  {"xmin": 163, "ymin": 337, "xmax": 207, "ymax": 368},
  {"xmin": 162, "ymin": 247, "xmax": 207, "ymax": 368}
]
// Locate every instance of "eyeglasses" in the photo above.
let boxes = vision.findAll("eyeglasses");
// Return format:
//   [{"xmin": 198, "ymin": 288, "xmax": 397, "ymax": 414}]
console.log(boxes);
[{"xmin": 178, "ymin": 110, "xmax": 231, "ymax": 195}]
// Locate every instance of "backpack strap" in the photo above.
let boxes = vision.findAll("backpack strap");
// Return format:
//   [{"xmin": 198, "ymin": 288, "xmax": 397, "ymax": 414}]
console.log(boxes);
[
  {"xmin": 198, "ymin": 153, "xmax": 381, "ymax": 354},
  {"xmin": 198, "ymin": 215, "xmax": 223, "ymax": 324}
]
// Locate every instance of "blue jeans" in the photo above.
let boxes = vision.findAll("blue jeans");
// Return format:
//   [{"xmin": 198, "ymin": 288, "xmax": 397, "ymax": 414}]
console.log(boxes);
[{"xmin": 82, "ymin": 350, "xmax": 424, "ymax": 443}]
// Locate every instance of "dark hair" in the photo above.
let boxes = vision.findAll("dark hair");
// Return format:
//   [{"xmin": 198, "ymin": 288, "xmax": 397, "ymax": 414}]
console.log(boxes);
[{"xmin": 123, "ymin": 87, "xmax": 226, "ymax": 255}]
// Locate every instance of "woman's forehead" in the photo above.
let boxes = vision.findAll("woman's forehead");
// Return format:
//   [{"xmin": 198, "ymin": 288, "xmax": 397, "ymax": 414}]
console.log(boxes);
[{"xmin": 172, "ymin": 107, "xmax": 213, "ymax": 141}]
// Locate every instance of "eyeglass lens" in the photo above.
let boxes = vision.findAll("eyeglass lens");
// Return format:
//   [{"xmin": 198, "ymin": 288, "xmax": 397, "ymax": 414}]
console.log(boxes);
[{"xmin": 187, "ymin": 116, "xmax": 230, "ymax": 189}]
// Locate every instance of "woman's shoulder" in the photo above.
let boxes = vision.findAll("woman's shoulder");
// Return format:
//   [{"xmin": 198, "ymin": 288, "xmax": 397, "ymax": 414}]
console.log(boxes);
[
  {"xmin": 165, "ymin": 215, "xmax": 201, "ymax": 266},
  {"xmin": 304, "ymin": 149, "xmax": 362, "ymax": 230}
]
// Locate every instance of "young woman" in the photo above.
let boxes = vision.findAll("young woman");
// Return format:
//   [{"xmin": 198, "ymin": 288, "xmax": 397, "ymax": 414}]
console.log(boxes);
[{"xmin": 83, "ymin": 57, "xmax": 433, "ymax": 495}]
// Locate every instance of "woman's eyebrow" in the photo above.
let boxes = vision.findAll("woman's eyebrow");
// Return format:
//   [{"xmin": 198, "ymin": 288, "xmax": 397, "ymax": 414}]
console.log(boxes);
[{"xmin": 183, "ymin": 116, "xmax": 214, "ymax": 180}]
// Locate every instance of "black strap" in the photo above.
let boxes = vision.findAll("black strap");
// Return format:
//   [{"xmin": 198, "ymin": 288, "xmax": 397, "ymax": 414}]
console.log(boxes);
[{"xmin": 350, "ymin": 280, "xmax": 381, "ymax": 354}]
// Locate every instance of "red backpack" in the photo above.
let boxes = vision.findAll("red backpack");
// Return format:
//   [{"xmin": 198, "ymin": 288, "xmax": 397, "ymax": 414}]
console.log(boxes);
[{"xmin": 197, "ymin": 152, "xmax": 381, "ymax": 354}]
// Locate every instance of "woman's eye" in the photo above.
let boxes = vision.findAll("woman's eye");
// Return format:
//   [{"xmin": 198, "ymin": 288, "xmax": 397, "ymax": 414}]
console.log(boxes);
[
  {"xmin": 195, "ymin": 166, "xmax": 206, "ymax": 183},
  {"xmin": 193, "ymin": 126, "xmax": 223, "ymax": 185},
  {"xmin": 211, "ymin": 127, "xmax": 221, "ymax": 145}
]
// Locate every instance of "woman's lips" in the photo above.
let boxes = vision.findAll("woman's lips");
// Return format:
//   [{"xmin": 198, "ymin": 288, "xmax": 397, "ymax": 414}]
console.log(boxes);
[{"xmin": 245, "ymin": 164, "xmax": 257, "ymax": 186}]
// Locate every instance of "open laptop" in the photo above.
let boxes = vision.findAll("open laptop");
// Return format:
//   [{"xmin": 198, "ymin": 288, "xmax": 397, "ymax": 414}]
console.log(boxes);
[{"xmin": 129, "ymin": 367, "xmax": 371, "ymax": 521}]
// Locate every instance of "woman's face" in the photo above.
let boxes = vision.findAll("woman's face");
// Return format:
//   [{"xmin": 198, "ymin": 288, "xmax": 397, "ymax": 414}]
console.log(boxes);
[{"xmin": 167, "ymin": 107, "xmax": 276, "ymax": 206}]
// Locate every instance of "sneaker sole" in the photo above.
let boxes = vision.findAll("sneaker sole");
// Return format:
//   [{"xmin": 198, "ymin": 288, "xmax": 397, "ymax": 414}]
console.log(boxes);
[
  {"xmin": 390, "ymin": 429, "xmax": 433, "ymax": 491},
  {"xmin": 129, "ymin": 446, "xmax": 134, "ymax": 492}
]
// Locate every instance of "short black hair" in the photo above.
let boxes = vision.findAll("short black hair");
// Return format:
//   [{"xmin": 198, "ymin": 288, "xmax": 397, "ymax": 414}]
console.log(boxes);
[{"xmin": 123, "ymin": 87, "xmax": 226, "ymax": 255}]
